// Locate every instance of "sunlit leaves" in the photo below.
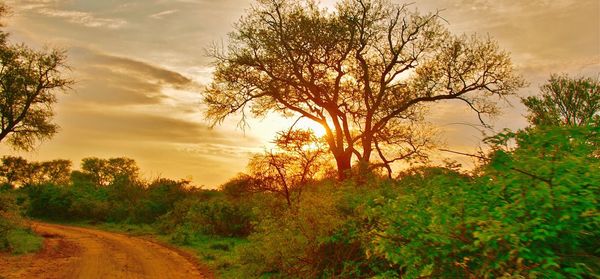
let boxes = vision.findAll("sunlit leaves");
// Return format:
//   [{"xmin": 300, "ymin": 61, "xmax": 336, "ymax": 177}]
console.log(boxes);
[{"xmin": 367, "ymin": 124, "xmax": 600, "ymax": 278}]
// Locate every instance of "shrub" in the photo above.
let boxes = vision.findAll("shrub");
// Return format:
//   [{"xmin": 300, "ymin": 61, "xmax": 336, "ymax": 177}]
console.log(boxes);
[
  {"xmin": 0, "ymin": 189, "xmax": 42, "ymax": 254},
  {"xmin": 186, "ymin": 198, "xmax": 254, "ymax": 237},
  {"xmin": 24, "ymin": 183, "xmax": 73, "ymax": 220},
  {"xmin": 133, "ymin": 178, "xmax": 191, "ymax": 224},
  {"xmin": 239, "ymin": 185, "xmax": 349, "ymax": 278},
  {"xmin": 366, "ymin": 125, "xmax": 600, "ymax": 278}
]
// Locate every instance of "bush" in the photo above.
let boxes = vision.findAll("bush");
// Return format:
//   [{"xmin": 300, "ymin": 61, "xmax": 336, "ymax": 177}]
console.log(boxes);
[
  {"xmin": 1, "ymin": 189, "xmax": 42, "ymax": 254},
  {"xmin": 0, "ymin": 191, "xmax": 19, "ymax": 250},
  {"xmin": 133, "ymin": 179, "xmax": 191, "ymax": 224},
  {"xmin": 364, "ymin": 168, "xmax": 483, "ymax": 278},
  {"xmin": 186, "ymin": 198, "xmax": 254, "ymax": 237},
  {"xmin": 68, "ymin": 181, "xmax": 110, "ymax": 221},
  {"xmin": 239, "ymin": 185, "xmax": 353, "ymax": 278},
  {"xmin": 366, "ymin": 125, "xmax": 600, "ymax": 278},
  {"xmin": 24, "ymin": 183, "xmax": 73, "ymax": 220}
]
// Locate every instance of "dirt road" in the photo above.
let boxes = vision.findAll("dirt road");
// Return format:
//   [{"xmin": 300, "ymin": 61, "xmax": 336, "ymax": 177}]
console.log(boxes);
[{"xmin": 0, "ymin": 222, "xmax": 208, "ymax": 279}]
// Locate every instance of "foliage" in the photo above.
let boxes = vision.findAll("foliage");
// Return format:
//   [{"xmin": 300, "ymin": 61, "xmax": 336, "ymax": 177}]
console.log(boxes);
[
  {"xmin": 238, "ymin": 184, "xmax": 375, "ymax": 278},
  {"xmin": 164, "ymin": 197, "xmax": 255, "ymax": 239},
  {"xmin": 15, "ymin": 157, "xmax": 201, "ymax": 225},
  {"xmin": 366, "ymin": 124, "xmax": 600, "ymax": 278},
  {"xmin": 134, "ymin": 178, "xmax": 192, "ymax": 223},
  {"xmin": 24, "ymin": 183, "xmax": 73, "ymax": 220},
  {"xmin": 0, "ymin": 188, "xmax": 42, "ymax": 254},
  {"xmin": 79, "ymin": 157, "xmax": 140, "ymax": 186},
  {"xmin": 480, "ymin": 124, "xmax": 599, "ymax": 277},
  {"xmin": 0, "ymin": 156, "xmax": 71, "ymax": 187},
  {"xmin": 522, "ymin": 74, "xmax": 600, "ymax": 127}
]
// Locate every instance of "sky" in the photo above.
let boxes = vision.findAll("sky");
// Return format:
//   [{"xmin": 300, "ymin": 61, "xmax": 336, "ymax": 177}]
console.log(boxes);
[{"xmin": 1, "ymin": 0, "xmax": 598, "ymax": 188}]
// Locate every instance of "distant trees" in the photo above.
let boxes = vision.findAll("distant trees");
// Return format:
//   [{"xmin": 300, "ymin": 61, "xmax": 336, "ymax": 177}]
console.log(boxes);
[
  {"xmin": 75, "ymin": 157, "xmax": 140, "ymax": 186},
  {"xmin": 0, "ymin": 156, "xmax": 71, "ymax": 187},
  {"xmin": 204, "ymin": 0, "xmax": 523, "ymax": 179},
  {"xmin": 522, "ymin": 74, "xmax": 600, "ymax": 127},
  {"xmin": 0, "ymin": 156, "xmax": 28, "ymax": 187},
  {"xmin": 0, "ymin": 4, "xmax": 71, "ymax": 150},
  {"xmin": 0, "ymin": 156, "xmax": 141, "ymax": 188}
]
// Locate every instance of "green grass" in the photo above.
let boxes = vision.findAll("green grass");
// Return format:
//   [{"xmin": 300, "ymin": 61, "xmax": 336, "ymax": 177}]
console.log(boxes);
[
  {"xmin": 6, "ymin": 229, "xmax": 43, "ymax": 255},
  {"xmin": 176, "ymin": 233, "xmax": 247, "ymax": 278}
]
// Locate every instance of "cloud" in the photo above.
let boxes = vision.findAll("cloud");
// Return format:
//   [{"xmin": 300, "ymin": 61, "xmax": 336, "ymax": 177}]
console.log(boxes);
[
  {"xmin": 88, "ymin": 52, "xmax": 194, "ymax": 88},
  {"xmin": 58, "ymin": 109, "xmax": 230, "ymax": 144},
  {"xmin": 58, "ymin": 48, "xmax": 259, "ymax": 156},
  {"xmin": 174, "ymin": 143, "xmax": 262, "ymax": 159},
  {"xmin": 68, "ymin": 48, "xmax": 196, "ymax": 106},
  {"xmin": 149, "ymin": 10, "xmax": 178, "ymax": 19},
  {"xmin": 36, "ymin": 8, "xmax": 127, "ymax": 29}
]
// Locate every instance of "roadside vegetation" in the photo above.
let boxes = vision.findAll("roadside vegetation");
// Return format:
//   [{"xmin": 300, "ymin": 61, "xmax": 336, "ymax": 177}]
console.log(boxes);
[{"xmin": 0, "ymin": 186, "xmax": 43, "ymax": 254}]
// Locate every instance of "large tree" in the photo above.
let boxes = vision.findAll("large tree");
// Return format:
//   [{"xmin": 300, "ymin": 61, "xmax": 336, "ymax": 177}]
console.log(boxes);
[
  {"xmin": 204, "ymin": 0, "xmax": 523, "ymax": 179},
  {"xmin": 0, "ymin": 5, "xmax": 71, "ymax": 150}
]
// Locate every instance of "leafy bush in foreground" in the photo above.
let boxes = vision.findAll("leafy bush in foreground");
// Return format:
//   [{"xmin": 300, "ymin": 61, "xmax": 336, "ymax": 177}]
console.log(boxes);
[{"xmin": 367, "ymin": 125, "xmax": 600, "ymax": 278}]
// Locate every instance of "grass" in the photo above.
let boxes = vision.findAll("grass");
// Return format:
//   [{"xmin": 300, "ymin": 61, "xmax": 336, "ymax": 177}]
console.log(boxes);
[
  {"xmin": 175, "ymin": 233, "xmax": 247, "ymax": 278},
  {"xmin": 5, "ymin": 229, "xmax": 43, "ymax": 255}
]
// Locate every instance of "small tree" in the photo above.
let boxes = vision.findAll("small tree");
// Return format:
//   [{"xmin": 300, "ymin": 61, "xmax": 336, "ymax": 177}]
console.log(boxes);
[
  {"xmin": 248, "ymin": 129, "xmax": 331, "ymax": 207},
  {"xmin": 522, "ymin": 74, "xmax": 600, "ymax": 127}
]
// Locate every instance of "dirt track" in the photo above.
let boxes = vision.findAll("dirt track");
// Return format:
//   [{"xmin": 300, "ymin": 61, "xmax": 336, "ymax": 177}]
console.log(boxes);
[{"xmin": 0, "ymin": 222, "xmax": 207, "ymax": 279}]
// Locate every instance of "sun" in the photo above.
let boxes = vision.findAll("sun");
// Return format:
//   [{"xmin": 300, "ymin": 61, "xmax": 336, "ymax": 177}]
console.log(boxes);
[{"xmin": 295, "ymin": 118, "xmax": 327, "ymax": 138}]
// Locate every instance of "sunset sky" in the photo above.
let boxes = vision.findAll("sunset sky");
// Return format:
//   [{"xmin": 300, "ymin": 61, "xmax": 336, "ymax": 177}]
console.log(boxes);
[{"xmin": 1, "ymin": 0, "xmax": 598, "ymax": 187}]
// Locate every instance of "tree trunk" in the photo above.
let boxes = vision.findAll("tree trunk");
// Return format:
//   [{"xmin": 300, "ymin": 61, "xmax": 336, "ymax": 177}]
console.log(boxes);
[
  {"xmin": 334, "ymin": 151, "xmax": 352, "ymax": 180},
  {"xmin": 358, "ymin": 133, "xmax": 374, "ymax": 177}
]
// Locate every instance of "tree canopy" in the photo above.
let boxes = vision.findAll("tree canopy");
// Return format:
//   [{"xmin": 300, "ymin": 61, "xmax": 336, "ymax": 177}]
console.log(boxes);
[
  {"xmin": 0, "ymin": 156, "xmax": 71, "ymax": 187},
  {"xmin": 522, "ymin": 74, "xmax": 600, "ymax": 127},
  {"xmin": 204, "ymin": 0, "xmax": 524, "ymax": 179},
  {"xmin": 0, "ymin": 5, "xmax": 71, "ymax": 150}
]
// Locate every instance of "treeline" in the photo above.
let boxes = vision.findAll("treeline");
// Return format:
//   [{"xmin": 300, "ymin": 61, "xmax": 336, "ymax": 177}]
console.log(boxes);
[
  {"xmin": 0, "ymin": 155, "xmax": 255, "ymax": 254},
  {"xmin": 1, "ymin": 157, "xmax": 200, "ymax": 224}
]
